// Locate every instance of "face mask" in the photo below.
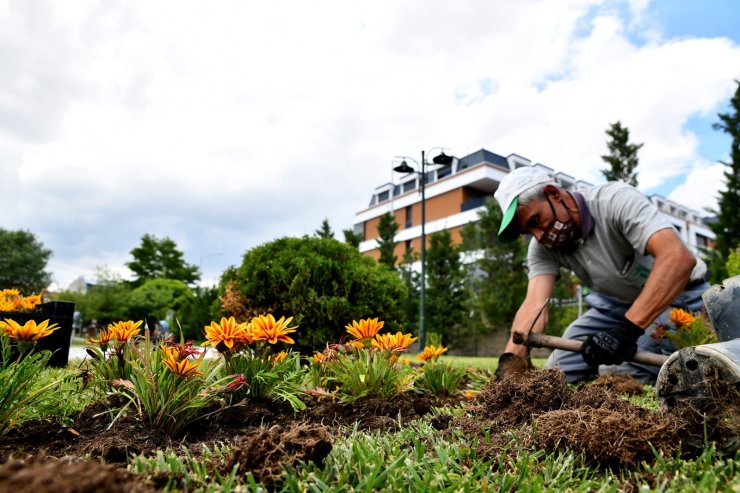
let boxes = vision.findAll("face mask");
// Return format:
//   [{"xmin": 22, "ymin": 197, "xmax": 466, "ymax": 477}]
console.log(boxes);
[{"xmin": 540, "ymin": 196, "xmax": 578, "ymax": 251}]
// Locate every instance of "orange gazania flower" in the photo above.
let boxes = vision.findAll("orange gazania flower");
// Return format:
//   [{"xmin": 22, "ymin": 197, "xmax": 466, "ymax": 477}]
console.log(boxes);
[
  {"xmin": 163, "ymin": 341, "xmax": 203, "ymax": 361},
  {"xmin": 371, "ymin": 332, "xmax": 418, "ymax": 353},
  {"xmin": 250, "ymin": 314, "xmax": 297, "ymax": 345},
  {"xmin": 345, "ymin": 340, "xmax": 365, "ymax": 350},
  {"xmin": 416, "ymin": 345, "xmax": 448, "ymax": 361},
  {"xmin": 272, "ymin": 351, "xmax": 288, "ymax": 363},
  {"xmin": 312, "ymin": 352, "xmax": 327, "ymax": 364},
  {"xmin": 203, "ymin": 317, "xmax": 251, "ymax": 352},
  {"xmin": 3, "ymin": 318, "xmax": 59, "ymax": 342},
  {"xmin": 86, "ymin": 329, "xmax": 114, "ymax": 349},
  {"xmin": 345, "ymin": 318, "xmax": 384, "ymax": 341},
  {"xmin": 162, "ymin": 352, "xmax": 203, "ymax": 378},
  {"xmin": 108, "ymin": 320, "xmax": 143, "ymax": 343},
  {"xmin": 19, "ymin": 295, "xmax": 43, "ymax": 311},
  {"xmin": 0, "ymin": 300, "xmax": 17, "ymax": 311},
  {"xmin": 463, "ymin": 390, "xmax": 479, "ymax": 401},
  {"xmin": 669, "ymin": 308, "xmax": 696, "ymax": 327},
  {"xmin": 0, "ymin": 289, "xmax": 20, "ymax": 311}
]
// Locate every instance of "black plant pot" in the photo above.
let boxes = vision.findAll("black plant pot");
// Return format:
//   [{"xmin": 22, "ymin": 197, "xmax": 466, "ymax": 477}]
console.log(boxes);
[{"xmin": 1, "ymin": 301, "xmax": 75, "ymax": 368}]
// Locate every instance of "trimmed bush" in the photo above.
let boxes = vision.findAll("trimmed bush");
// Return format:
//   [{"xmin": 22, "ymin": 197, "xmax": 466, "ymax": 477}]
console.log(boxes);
[{"xmin": 220, "ymin": 237, "xmax": 408, "ymax": 352}]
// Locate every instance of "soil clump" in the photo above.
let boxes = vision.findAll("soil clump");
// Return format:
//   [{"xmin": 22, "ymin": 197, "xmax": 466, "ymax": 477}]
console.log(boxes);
[
  {"xmin": 224, "ymin": 424, "xmax": 332, "ymax": 485},
  {"xmin": 589, "ymin": 374, "xmax": 645, "ymax": 395},
  {"xmin": 0, "ymin": 456, "xmax": 157, "ymax": 493},
  {"xmin": 454, "ymin": 368, "xmax": 683, "ymax": 468}
]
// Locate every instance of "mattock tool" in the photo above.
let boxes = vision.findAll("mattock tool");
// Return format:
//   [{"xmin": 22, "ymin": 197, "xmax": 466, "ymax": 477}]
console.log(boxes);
[{"xmin": 512, "ymin": 298, "xmax": 669, "ymax": 367}]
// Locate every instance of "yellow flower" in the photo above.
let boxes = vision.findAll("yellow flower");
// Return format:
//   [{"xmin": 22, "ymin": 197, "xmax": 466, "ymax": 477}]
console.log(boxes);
[
  {"xmin": 162, "ymin": 352, "xmax": 203, "ymax": 378},
  {"xmin": 86, "ymin": 329, "xmax": 114, "ymax": 349},
  {"xmin": 345, "ymin": 318, "xmax": 384, "ymax": 341},
  {"xmin": 250, "ymin": 314, "xmax": 298, "ymax": 345},
  {"xmin": 1, "ymin": 289, "xmax": 20, "ymax": 298},
  {"xmin": 3, "ymin": 318, "xmax": 59, "ymax": 342},
  {"xmin": 19, "ymin": 295, "xmax": 43, "ymax": 311},
  {"xmin": 371, "ymin": 332, "xmax": 418, "ymax": 353},
  {"xmin": 417, "ymin": 345, "xmax": 448, "ymax": 361},
  {"xmin": 108, "ymin": 320, "xmax": 143, "ymax": 343},
  {"xmin": 669, "ymin": 308, "xmax": 696, "ymax": 327},
  {"xmin": 203, "ymin": 317, "xmax": 251, "ymax": 352},
  {"xmin": 0, "ymin": 300, "xmax": 17, "ymax": 312}
]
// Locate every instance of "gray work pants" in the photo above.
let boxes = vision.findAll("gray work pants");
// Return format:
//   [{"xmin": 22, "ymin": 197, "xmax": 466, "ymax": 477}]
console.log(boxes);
[{"xmin": 544, "ymin": 282, "xmax": 709, "ymax": 384}]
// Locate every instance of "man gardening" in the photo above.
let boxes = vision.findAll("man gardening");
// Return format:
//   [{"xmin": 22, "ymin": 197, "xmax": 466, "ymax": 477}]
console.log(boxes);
[{"xmin": 493, "ymin": 166, "xmax": 709, "ymax": 383}]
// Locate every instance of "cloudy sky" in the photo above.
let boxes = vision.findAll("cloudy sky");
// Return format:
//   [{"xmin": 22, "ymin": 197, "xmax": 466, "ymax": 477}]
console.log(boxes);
[{"xmin": 2, "ymin": 0, "xmax": 739, "ymax": 290}]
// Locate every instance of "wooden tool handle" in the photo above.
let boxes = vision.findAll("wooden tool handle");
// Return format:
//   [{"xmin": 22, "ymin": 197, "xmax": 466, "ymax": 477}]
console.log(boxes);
[{"xmin": 513, "ymin": 331, "xmax": 669, "ymax": 367}]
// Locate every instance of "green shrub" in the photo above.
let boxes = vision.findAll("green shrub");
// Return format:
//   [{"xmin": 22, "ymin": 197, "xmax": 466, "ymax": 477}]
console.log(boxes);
[{"xmin": 220, "ymin": 237, "xmax": 408, "ymax": 351}]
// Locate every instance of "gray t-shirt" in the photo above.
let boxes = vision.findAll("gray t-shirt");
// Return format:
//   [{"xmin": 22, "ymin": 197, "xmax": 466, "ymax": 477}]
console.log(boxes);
[{"xmin": 527, "ymin": 182, "xmax": 706, "ymax": 304}]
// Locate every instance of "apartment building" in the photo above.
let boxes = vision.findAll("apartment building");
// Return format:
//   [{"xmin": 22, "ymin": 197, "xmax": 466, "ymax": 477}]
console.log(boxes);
[{"xmin": 353, "ymin": 148, "xmax": 715, "ymax": 259}]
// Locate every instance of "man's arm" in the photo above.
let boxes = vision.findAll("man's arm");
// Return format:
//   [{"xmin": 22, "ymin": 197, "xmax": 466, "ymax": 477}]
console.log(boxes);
[
  {"xmin": 625, "ymin": 228, "xmax": 696, "ymax": 328},
  {"xmin": 503, "ymin": 274, "xmax": 556, "ymax": 358}
]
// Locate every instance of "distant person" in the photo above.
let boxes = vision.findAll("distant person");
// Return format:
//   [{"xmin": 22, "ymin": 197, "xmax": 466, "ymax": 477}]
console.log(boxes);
[
  {"xmin": 157, "ymin": 320, "xmax": 171, "ymax": 339},
  {"xmin": 493, "ymin": 167, "xmax": 709, "ymax": 384},
  {"xmin": 72, "ymin": 310, "xmax": 83, "ymax": 336},
  {"xmin": 86, "ymin": 319, "xmax": 99, "ymax": 338}
]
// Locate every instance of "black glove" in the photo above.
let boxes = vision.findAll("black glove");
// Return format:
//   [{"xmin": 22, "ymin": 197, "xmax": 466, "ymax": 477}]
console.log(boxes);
[
  {"xmin": 581, "ymin": 321, "xmax": 643, "ymax": 367},
  {"xmin": 494, "ymin": 352, "xmax": 534, "ymax": 380}
]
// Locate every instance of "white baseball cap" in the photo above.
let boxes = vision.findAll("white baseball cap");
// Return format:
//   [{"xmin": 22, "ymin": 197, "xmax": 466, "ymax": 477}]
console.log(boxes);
[{"xmin": 493, "ymin": 167, "xmax": 553, "ymax": 242}]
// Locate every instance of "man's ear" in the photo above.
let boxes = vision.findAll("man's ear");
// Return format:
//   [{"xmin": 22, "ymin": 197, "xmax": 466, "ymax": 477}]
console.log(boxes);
[{"xmin": 543, "ymin": 184, "xmax": 561, "ymax": 200}]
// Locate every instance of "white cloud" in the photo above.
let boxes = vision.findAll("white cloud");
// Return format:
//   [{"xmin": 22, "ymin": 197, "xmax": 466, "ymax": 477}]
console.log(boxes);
[
  {"xmin": 1, "ymin": 0, "xmax": 739, "ymax": 288},
  {"xmin": 667, "ymin": 161, "xmax": 726, "ymax": 214}
]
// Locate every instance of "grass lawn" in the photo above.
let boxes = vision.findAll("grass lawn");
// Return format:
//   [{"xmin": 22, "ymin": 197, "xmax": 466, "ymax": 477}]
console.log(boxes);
[
  {"xmin": 442, "ymin": 354, "xmax": 547, "ymax": 369},
  {"xmin": 6, "ymin": 357, "xmax": 739, "ymax": 491}
]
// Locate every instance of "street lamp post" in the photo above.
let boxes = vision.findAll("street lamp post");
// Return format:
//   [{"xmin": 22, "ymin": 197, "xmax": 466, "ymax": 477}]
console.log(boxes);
[{"xmin": 393, "ymin": 149, "xmax": 454, "ymax": 349}]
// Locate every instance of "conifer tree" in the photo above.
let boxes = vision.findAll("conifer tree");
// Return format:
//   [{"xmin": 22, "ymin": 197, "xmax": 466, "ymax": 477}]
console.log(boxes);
[
  {"xmin": 342, "ymin": 228, "xmax": 363, "ymax": 248},
  {"xmin": 426, "ymin": 229, "xmax": 467, "ymax": 346},
  {"xmin": 376, "ymin": 212, "xmax": 398, "ymax": 268},
  {"xmin": 600, "ymin": 121, "xmax": 643, "ymax": 187},
  {"xmin": 127, "ymin": 234, "xmax": 199, "ymax": 287},
  {"xmin": 315, "ymin": 218, "xmax": 334, "ymax": 239},
  {"xmin": 707, "ymin": 80, "xmax": 740, "ymax": 282},
  {"xmin": 398, "ymin": 248, "xmax": 419, "ymax": 332}
]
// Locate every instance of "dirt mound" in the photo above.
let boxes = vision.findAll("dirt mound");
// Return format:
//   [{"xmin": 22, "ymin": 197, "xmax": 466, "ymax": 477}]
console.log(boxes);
[
  {"xmin": 0, "ymin": 457, "xmax": 155, "ymax": 493},
  {"xmin": 224, "ymin": 424, "xmax": 332, "ymax": 485},
  {"xmin": 533, "ymin": 407, "xmax": 677, "ymax": 468},
  {"xmin": 455, "ymin": 368, "xmax": 686, "ymax": 468},
  {"xmin": 589, "ymin": 374, "xmax": 645, "ymax": 395},
  {"xmin": 303, "ymin": 393, "xmax": 438, "ymax": 430},
  {"xmin": 475, "ymin": 368, "xmax": 571, "ymax": 426}
]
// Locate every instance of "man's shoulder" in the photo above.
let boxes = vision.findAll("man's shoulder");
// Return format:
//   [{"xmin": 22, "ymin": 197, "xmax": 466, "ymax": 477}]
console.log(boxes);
[
  {"xmin": 588, "ymin": 181, "xmax": 637, "ymax": 198},
  {"xmin": 585, "ymin": 182, "xmax": 649, "ymax": 211}
]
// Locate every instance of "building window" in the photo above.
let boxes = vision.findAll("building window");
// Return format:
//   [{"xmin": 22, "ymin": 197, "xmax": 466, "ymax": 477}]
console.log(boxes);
[
  {"xmin": 353, "ymin": 222, "xmax": 365, "ymax": 241},
  {"xmin": 403, "ymin": 179, "xmax": 417, "ymax": 193},
  {"xmin": 405, "ymin": 205, "xmax": 413, "ymax": 229},
  {"xmin": 377, "ymin": 190, "xmax": 390, "ymax": 203},
  {"xmin": 393, "ymin": 185, "xmax": 401, "ymax": 197},
  {"xmin": 696, "ymin": 234, "xmax": 710, "ymax": 248},
  {"xmin": 436, "ymin": 165, "xmax": 452, "ymax": 179},
  {"xmin": 405, "ymin": 239, "xmax": 412, "ymax": 252}
]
